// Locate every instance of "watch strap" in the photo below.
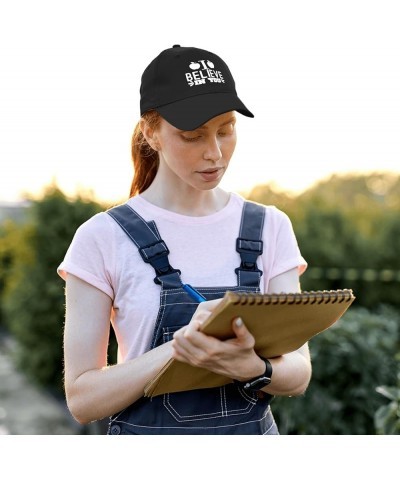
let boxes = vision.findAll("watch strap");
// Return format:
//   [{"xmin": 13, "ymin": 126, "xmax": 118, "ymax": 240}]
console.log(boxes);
[{"xmin": 234, "ymin": 357, "xmax": 272, "ymax": 391}]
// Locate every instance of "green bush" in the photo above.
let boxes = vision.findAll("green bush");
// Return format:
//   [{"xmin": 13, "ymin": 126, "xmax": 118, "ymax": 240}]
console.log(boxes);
[
  {"xmin": 273, "ymin": 305, "xmax": 399, "ymax": 434},
  {"xmin": 0, "ymin": 221, "xmax": 34, "ymax": 328},
  {"xmin": 374, "ymin": 359, "xmax": 400, "ymax": 435},
  {"xmin": 2, "ymin": 187, "xmax": 104, "ymax": 393}
]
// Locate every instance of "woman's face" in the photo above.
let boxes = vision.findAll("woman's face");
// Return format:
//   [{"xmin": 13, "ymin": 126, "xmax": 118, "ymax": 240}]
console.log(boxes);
[{"xmin": 152, "ymin": 111, "xmax": 237, "ymax": 191}]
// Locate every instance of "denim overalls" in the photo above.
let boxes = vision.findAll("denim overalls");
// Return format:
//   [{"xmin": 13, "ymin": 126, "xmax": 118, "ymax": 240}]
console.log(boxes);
[{"xmin": 106, "ymin": 200, "xmax": 278, "ymax": 435}]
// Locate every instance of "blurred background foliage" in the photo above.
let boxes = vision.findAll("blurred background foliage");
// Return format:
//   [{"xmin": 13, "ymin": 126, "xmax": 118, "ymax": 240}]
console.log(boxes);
[
  {"xmin": 0, "ymin": 187, "xmax": 104, "ymax": 393},
  {"xmin": 249, "ymin": 172, "xmax": 400, "ymax": 308},
  {"xmin": 272, "ymin": 306, "xmax": 399, "ymax": 434},
  {"xmin": 0, "ymin": 172, "xmax": 399, "ymax": 434}
]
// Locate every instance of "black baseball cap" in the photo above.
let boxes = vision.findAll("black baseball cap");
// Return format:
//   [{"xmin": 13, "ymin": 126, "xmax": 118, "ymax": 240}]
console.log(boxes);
[{"xmin": 140, "ymin": 45, "xmax": 254, "ymax": 131}]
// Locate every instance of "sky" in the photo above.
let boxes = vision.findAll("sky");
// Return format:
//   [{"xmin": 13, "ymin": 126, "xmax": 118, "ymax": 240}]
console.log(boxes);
[{"xmin": 1, "ymin": 0, "xmax": 399, "ymax": 205}]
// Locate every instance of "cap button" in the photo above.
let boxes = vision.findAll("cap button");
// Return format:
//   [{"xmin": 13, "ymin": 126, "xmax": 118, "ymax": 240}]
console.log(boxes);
[{"xmin": 172, "ymin": 44, "xmax": 181, "ymax": 48}]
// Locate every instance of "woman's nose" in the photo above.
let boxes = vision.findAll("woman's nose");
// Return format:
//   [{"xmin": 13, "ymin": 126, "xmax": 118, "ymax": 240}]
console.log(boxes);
[{"xmin": 202, "ymin": 136, "xmax": 222, "ymax": 162}]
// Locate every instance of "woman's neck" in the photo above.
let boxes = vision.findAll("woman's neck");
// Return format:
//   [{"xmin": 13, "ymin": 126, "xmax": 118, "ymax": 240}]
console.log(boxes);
[{"xmin": 140, "ymin": 177, "xmax": 230, "ymax": 217}]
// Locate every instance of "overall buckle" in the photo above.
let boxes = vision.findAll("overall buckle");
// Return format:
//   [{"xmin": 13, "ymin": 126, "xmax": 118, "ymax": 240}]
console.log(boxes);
[
  {"xmin": 139, "ymin": 240, "xmax": 181, "ymax": 284},
  {"xmin": 235, "ymin": 237, "xmax": 263, "ymax": 276}
]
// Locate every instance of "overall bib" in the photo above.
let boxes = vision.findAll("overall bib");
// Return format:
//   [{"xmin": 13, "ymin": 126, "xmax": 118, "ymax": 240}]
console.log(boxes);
[{"xmin": 106, "ymin": 200, "xmax": 278, "ymax": 435}]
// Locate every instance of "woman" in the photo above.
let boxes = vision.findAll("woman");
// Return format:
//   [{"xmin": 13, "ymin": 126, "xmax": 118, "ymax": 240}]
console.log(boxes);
[{"xmin": 59, "ymin": 45, "xmax": 311, "ymax": 435}]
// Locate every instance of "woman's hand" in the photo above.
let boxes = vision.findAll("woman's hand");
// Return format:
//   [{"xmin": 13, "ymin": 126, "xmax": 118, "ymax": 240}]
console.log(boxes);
[
  {"xmin": 171, "ymin": 300, "xmax": 265, "ymax": 382},
  {"xmin": 171, "ymin": 266, "xmax": 312, "ymax": 397}
]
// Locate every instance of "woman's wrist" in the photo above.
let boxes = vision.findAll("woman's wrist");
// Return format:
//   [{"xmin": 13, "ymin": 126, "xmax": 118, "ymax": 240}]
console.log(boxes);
[{"xmin": 233, "ymin": 353, "xmax": 266, "ymax": 382}]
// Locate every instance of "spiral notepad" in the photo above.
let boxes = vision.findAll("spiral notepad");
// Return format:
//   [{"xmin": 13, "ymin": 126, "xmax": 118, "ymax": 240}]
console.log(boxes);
[{"xmin": 144, "ymin": 289, "xmax": 355, "ymax": 397}]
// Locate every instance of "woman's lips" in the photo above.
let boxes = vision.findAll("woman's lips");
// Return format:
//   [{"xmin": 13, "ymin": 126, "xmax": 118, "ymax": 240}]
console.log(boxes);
[{"xmin": 197, "ymin": 167, "xmax": 223, "ymax": 182}]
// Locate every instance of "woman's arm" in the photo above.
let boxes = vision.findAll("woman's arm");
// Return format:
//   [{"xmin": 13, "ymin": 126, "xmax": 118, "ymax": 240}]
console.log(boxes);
[
  {"xmin": 261, "ymin": 267, "xmax": 311, "ymax": 396},
  {"xmin": 63, "ymin": 274, "xmax": 174, "ymax": 424},
  {"xmin": 172, "ymin": 267, "xmax": 312, "ymax": 397}
]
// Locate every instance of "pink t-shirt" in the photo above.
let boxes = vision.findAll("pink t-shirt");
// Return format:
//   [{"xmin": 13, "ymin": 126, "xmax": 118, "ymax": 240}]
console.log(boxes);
[{"xmin": 58, "ymin": 192, "xmax": 307, "ymax": 363}]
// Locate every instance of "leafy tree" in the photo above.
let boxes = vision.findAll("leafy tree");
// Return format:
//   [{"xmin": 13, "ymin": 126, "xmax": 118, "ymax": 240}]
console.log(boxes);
[
  {"xmin": 243, "ymin": 183, "xmax": 296, "ymax": 213},
  {"xmin": 2, "ymin": 186, "xmax": 104, "ymax": 393},
  {"xmin": 247, "ymin": 172, "xmax": 400, "ymax": 308},
  {"xmin": 0, "ymin": 221, "xmax": 34, "ymax": 328}
]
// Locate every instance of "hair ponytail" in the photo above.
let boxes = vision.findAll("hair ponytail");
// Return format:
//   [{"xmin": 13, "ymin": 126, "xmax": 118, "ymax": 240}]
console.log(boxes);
[{"xmin": 129, "ymin": 110, "xmax": 162, "ymax": 197}]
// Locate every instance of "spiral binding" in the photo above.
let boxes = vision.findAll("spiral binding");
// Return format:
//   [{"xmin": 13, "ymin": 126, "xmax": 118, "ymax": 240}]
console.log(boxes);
[{"xmin": 231, "ymin": 289, "xmax": 354, "ymax": 306}]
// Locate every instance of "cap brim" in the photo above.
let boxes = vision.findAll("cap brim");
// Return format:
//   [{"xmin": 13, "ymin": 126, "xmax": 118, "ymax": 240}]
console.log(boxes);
[{"xmin": 156, "ymin": 92, "xmax": 254, "ymax": 131}]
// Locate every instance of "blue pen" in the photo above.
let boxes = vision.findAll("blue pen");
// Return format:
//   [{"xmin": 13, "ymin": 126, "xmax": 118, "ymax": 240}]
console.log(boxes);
[{"xmin": 182, "ymin": 284, "xmax": 207, "ymax": 303}]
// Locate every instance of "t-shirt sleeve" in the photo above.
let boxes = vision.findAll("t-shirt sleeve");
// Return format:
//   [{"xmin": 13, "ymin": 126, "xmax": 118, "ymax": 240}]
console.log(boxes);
[
  {"xmin": 57, "ymin": 213, "xmax": 115, "ymax": 299},
  {"xmin": 267, "ymin": 208, "xmax": 307, "ymax": 279}
]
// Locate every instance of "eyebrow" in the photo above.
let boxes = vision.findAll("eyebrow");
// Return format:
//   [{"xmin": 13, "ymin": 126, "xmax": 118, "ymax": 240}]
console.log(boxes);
[{"xmin": 180, "ymin": 116, "xmax": 236, "ymax": 133}]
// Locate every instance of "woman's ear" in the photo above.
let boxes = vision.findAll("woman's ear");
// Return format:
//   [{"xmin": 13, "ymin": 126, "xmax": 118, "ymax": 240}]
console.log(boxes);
[{"xmin": 140, "ymin": 118, "xmax": 160, "ymax": 151}]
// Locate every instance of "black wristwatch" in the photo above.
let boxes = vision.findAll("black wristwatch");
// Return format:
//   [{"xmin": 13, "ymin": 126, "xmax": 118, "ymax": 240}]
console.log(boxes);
[{"xmin": 235, "ymin": 357, "xmax": 273, "ymax": 391}]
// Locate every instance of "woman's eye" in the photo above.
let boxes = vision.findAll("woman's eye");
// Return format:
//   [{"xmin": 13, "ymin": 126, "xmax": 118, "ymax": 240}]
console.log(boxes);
[
  {"xmin": 182, "ymin": 135, "xmax": 201, "ymax": 142},
  {"xmin": 218, "ymin": 128, "xmax": 232, "ymax": 137},
  {"xmin": 219, "ymin": 124, "xmax": 235, "ymax": 136}
]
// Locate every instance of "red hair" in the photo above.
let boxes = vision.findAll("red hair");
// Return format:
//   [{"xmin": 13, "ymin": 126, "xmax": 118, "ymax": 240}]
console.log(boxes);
[{"xmin": 129, "ymin": 110, "xmax": 162, "ymax": 197}]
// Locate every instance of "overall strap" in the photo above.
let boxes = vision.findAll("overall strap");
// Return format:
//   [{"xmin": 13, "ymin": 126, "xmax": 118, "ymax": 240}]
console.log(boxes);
[
  {"xmin": 107, "ymin": 204, "xmax": 182, "ymax": 288},
  {"xmin": 235, "ymin": 201, "xmax": 265, "ymax": 288}
]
